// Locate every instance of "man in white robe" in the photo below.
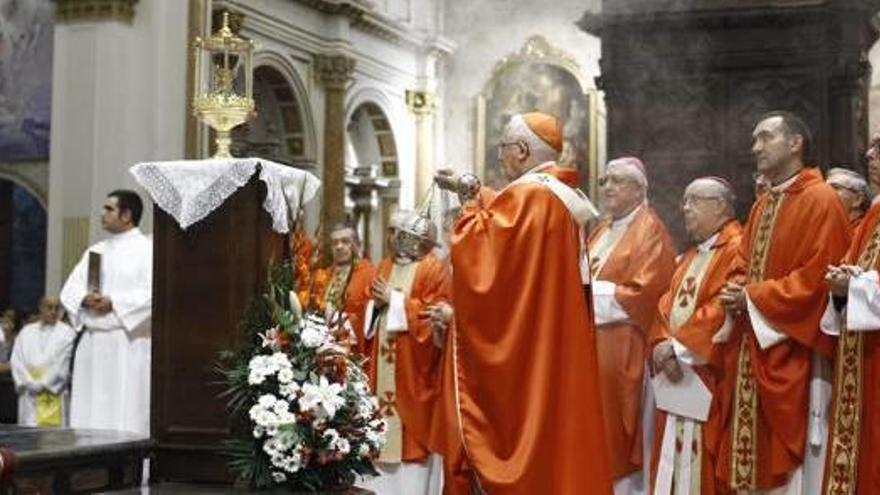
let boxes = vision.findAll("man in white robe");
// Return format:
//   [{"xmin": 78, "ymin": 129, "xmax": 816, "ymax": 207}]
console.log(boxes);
[
  {"xmin": 10, "ymin": 296, "xmax": 76, "ymax": 427},
  {"xmin": 60, "ymin": 189, "xmax": 152, "ymax": 436}
]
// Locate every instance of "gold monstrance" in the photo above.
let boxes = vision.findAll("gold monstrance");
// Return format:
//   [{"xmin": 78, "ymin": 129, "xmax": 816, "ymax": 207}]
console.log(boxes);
[{"xmin": 192, "ymin": 12, "xmax": 255, "ymax": 159}]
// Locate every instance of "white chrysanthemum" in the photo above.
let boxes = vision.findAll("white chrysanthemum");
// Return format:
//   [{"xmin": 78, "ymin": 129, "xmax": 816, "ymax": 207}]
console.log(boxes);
[
  {"xmin": 280, "ymin": 446, "xmax": 304, "ymax": 474},
  {"xmin": 269, "ymin": 352, "xmax": 292, "ymax": 369},
  {"xmin": 358, "ymin": 443, "xmax": 370, "ymax": 457},
  {"xmin": 271, "ymin": 471, "xmax": 287, "ymax": 483},
  {"xmin": 300, "ymin": 325, "xmax": 327, "ymax": 348},
  {"xmin": 272, "ymin": 399, "xmax": 289, "ymax": 416},
  {"xmin": 248, "ymin": 355, "xmax": 274, "ymax": 385},
  {"xmin": 322, "ymin": 428, "xmax": 340, "ymax": 444},
  {"xmin": 277, "ymin": 368, "xmax": 294, "ymax": 384},
  {"xmin": 334, "ymin": 437, "xmax": 351, "ymax": 455},
  {"xmin": 258, "ymin": 394, "xmax": 277, "ymax": 408},
  {"xmin": 264, "ymin": 437, "xmax": 282, "ymax": 456},
  {"xmin": 279, "ymin": 382, "xmax": 299, "ymax": 400}
]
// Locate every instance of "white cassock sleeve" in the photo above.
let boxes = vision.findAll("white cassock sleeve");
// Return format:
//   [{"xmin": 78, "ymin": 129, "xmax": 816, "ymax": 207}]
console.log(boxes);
[
  {"xmin": 819, "ymin": 293, "xmax": 841, "ymax": 336},
  {"xmin": 592, "ymin": 280, "xmax": 630, "ymax": 326},
  {"xmin": 59, "ymin": 251, "xmax": 90, "ymax": 331},
  {"xmin": 39, "ymin": 323, "xmax": 77, "ymax": 395},
  {"xmin": 9, "ymin": 332, "xmax": 39, "ymax": 394},
  {"xmin": 110, "ymin": 243, "xmax": 153, "ymax": 332},
  {"xmin": 385, "ymin": 290, "xmax": 408, "ymax": 333},
  {"xmin": 745, "ymin": 292, "xmax": 788, "ymax": 349},
  {"xmin": 847, "ymin": 270, "xmax": 880, "ymax": 331},
  {"xmin": 671, "ymin": 338, "xmax": 707, "ymax": 366}
]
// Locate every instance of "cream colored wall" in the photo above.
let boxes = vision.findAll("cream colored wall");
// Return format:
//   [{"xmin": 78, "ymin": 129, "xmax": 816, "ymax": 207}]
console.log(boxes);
[
  {"xmin": 440, "ymin": 0, "xmax": 603, "ymax": 173},
  {"xmin": 45, "ymin": 0, "xmax": 189, "ymax": 292}
]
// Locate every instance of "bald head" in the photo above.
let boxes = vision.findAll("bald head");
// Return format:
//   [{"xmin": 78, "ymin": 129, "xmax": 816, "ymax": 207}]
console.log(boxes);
[
  {"xmin": 682, "ymin": 177, "xmax": 736, "ymax": 242},
  {"xmin": 38, "ymin": 296, "xmax": 62, "ymax": 325}
]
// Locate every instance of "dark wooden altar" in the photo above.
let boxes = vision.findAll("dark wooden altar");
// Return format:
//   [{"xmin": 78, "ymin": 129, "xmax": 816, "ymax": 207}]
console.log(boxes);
[
  {"xmin": 151, "ymin": 175, "xmax": 285, "ymax": 483},
  {"xmin": 0, "ymin": 427, "xmax": 150, "ymax": 494},
  {"xmin": 579, "ymin": 0, "xmax": 880, "ymax": 245}
]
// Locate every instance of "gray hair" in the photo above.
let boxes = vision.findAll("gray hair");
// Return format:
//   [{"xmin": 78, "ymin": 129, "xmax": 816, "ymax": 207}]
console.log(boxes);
[
  {"xmin": 827, "ymin": 167, "xmax": 872, "ymax": 211},
  {"xmin": 686, "ymin": 177, "xmax": 736, "ymax": 217},
  {"xmin": 505, "ymin": 115, "xmax": 559, "ymax": 165}
]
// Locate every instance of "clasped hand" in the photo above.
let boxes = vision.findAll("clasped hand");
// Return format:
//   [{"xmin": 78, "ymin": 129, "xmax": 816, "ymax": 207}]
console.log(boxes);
[
  {"xmin": 652, "ymin": 340, "xmax": 683, "ymax": 383},
  {"xmin": 720, "ymin": 282, "xmax": 746, "ymax": 315},
  {"xmin": 419, "ymin": 302, "xmax": 453, "ymax": 349},
  {"xmin": 370, "ymin": 278, "xmax": 391, "ymax": 308},
  {"xmin": 82, "ymin": 291, "xmax": 113, "ymax": 315}
]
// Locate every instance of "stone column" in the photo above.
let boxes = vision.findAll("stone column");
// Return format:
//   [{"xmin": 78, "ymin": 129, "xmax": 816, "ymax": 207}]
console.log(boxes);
[
  {"xmin": 406, "ymin": 89, "xmax": 437, "ymax": 200},
  {"xmin": 315, "ymin": 53, "xmax": 356, "ymax": 229}
]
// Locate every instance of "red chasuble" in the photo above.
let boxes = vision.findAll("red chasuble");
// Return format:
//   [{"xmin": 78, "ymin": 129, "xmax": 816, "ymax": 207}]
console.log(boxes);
[
  {"xmin": 717, "ymin": 168, "xmax": 850, "ymax": 490},
  {"xmin": 442, "ymin": 164, "xmax": 613, "ymax": 494},
  {"xmin": 588, "ymin": 205, "xmax": 676, "ymax": 479},
  {"xmin": 649, "ymin": 220, "xmax": 744, "ymax": 495}
]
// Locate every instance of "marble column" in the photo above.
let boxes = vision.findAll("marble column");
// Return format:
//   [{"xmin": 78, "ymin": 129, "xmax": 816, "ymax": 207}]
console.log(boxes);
[
  {"xmin": 406, "ymin": 89, "xmax": 437, "ymax": 201},
  {"xmin": 315, "ymin": 53, "xmax": 356, "ymax": 229}
]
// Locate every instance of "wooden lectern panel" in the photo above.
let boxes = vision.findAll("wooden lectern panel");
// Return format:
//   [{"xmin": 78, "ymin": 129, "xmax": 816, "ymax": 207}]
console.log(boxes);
[{"xmin": 151, "ymin": 175, "xmax": 284, "ymax": 483}]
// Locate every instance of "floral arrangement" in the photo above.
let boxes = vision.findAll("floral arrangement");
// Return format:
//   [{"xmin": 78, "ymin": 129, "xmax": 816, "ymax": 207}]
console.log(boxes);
[{"xmin": 218, "ymin": 262, "xmax": 386, "ymax": 491}]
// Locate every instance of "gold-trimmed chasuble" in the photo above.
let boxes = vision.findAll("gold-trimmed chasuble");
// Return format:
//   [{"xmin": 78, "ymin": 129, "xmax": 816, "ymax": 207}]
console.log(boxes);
[
  {"xmin": 824, "ymin": 221, "xmax": 880, "ymax": 494},
  {"xmin": 663, "ymin": 245, "xmax": 717, "ymax": 495},
  {"xmin": 731, "ymin": 191, "xmax": 785, "ymax": 490},
  {"xmin": 375, "ymin": 261, "xmax": 418, "ymax": 463}
]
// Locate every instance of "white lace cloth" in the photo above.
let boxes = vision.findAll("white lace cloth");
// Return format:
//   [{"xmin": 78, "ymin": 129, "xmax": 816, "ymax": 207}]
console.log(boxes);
[{"xmin": 129, "ymin": 158, "xmax": 321, "ymax": 233}]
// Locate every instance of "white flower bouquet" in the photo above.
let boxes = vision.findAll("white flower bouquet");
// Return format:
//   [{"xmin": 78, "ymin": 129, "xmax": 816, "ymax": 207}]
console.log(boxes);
[{"xmin": 219, "ymin": 263, "xmax": 385, "ymax": 491}]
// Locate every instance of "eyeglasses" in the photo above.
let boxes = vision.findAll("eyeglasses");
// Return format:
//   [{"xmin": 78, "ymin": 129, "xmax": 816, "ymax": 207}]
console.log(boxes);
[
  {"xmin": 828, "ymin": 182, "xmax": 861, "ymax": 195},
  {"xmin": 680, "ymin": 195, "xmax": 722, "ymax": 209},
  {"xmin": 497, "ymin": 141, "xmax": 526, "ymax": 151},
  {"xmin": 598, "ymin": 175, "xmax": 636, "ymax": 187}
]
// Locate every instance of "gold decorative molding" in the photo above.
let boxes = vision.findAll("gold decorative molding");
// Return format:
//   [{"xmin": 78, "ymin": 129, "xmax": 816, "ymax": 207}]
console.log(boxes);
[
  {"xmin": 475, "ymin": 35, "xmax": 598, "ymax": 196},
  {"xmin": 483, "ymin": 35, "xmax": 587, "ymax": 98},
  {"xmin": 405, "ymin": 90, "xmax": 435, "ymax": 117},
  {"xmin": 315, "ymin": 54, "xmax": 356, "ymax": 89},
  {"xmin": 55, "ymin": 0, "xmax": 139, "ymax": 24}
]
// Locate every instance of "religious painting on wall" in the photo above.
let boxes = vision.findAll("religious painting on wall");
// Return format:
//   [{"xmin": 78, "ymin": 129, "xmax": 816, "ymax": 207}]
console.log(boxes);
[
  {"xmin": 0, "ymin": 0, "xmax": 53, "ymax": 161},
  {"xmin": 477, "ymin": 35, "xmax": 598, "ymax": 196}
]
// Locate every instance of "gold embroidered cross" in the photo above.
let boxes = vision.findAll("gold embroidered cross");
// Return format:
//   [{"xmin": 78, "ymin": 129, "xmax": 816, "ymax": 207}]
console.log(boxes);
[
  {"xmin": 381, "ymin": 338, "xmax": 398, "ymax": 364},
  {"xmin": 379, "ymin": 391, "xmax": 396, "ymax": 417},
  {"xmin": 677, "ymin": 276, "xmax": 697, "ymax": 308}
]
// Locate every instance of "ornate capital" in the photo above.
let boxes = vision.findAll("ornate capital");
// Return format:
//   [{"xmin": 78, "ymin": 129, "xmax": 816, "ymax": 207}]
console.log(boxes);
[
  {"xmin": 54, "ymin": 0, "xmax": 139, "ymax": 24},
  {"xmin": 315, "ymin": 54, "xmax": 356, "ymax": 89},
  {"xmin": 405, "ymin": 90, "xmax": 435, "ymax": 116}
]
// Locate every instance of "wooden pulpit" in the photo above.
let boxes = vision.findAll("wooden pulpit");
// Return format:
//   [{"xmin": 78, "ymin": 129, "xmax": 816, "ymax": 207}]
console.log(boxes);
[{"xmin": 150, "ymin": 174, "xmax": 285, "ymax": 483}]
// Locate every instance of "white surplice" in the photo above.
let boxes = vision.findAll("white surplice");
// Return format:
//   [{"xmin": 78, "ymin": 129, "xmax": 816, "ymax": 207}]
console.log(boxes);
[
  {"xmin": 10, "ymin": 320, "xmax": 77, "ymax": 426},
  {"xmin": 60, "ymin": 227, "xmax": 152, "ymax": 436}
]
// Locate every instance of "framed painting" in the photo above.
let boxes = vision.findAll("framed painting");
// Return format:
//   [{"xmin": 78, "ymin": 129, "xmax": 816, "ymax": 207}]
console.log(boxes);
[{"xmin": 476, "ymin": 35, "xmax": 599, "ymax": 198}]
